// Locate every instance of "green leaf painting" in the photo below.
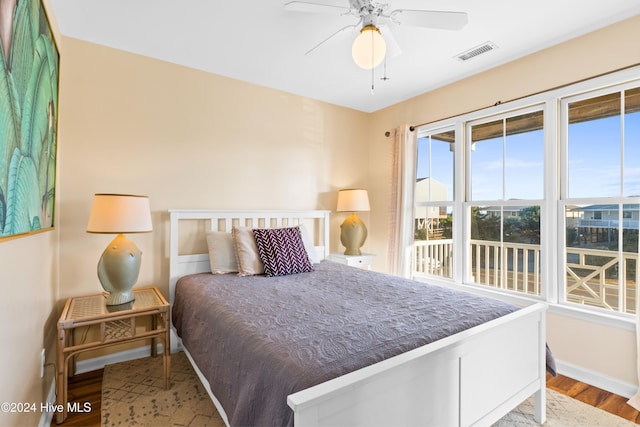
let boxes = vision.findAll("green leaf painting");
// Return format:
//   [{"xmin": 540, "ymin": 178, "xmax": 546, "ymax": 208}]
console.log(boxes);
[{"xmin": 0, "ymin": 0, "xmax": 58, "ymax": 238}]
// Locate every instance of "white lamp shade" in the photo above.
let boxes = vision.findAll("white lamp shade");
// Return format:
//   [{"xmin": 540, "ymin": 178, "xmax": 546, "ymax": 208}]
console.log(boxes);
[
  {"xmin": 86, "ymin": 194, "xmax": 153, "ymax": 234},
  {"xmin": 352, "ymin": 25, "xmax": 386, "ymax": 70},
  {"xmin": 337, "ymin": 189, "xmax": 370, "ymax": 212}
]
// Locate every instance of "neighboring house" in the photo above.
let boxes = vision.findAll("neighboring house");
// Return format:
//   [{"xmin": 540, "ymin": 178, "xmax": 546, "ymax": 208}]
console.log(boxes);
[
  {"xmin": 569, "ymin": 204, "xmax": 640, "ymax": 245},
  {"xmin": 414, "ymin": 177, "xmax": 449, "ymax": 239},
  {"xmin": 482, "ymin": 206, "xmax": 526, "ymax": 218},
  {"xmin": 574, "ymin": 204, "xmax": 640, "ymax": 230},
  {"xmin": 414, "ymin": 177, "xmax": 447, "ymax": 221}
]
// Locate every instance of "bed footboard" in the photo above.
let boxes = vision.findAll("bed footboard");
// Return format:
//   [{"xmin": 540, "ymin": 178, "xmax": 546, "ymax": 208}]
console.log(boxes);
[{"xmin": 288, "ymin": 303, "xmax": 547, "ymax": 427}]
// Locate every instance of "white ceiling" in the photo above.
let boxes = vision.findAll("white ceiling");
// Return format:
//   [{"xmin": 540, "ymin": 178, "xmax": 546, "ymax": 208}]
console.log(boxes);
[{"xmin": 50, "ymin": 0, "xmax": 640, "ymax": 113}]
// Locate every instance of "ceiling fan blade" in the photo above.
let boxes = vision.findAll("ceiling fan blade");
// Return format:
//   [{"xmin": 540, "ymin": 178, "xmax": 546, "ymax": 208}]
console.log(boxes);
[
  {"xmin": 284, "ymin": 1, "xmax": 351, "ymax": 15},
  {"xmin": 391, "ymin": 10, "xmax": 468, "ymax": 31},
  {"xmin": 379, "ymin": 25, "xmax": 401, "ymax": 58},
  {"xmin": 305, "ymin": 24, "xmax": 357, "ymax": 55}
]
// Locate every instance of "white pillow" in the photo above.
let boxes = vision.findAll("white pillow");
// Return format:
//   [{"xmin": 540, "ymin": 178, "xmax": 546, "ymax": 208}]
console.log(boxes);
[
  {"xmin": 232, "ymin": 226, "xmax": 264, "ymax": 276},
  {"xmin": 299, "ymin": 223, "xmax": 321, "ymax": 264},
  {"xmin": 205, "ymin": 232, "xmax": 238, "ymax": 274}
]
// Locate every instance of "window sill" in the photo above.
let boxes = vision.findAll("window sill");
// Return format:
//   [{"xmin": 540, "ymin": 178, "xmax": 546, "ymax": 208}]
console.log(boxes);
[
  {"xmin": 547, "ymin": 304, "xmax": 635, "ymax": 332},
  {"xmin": 413, "ymin": 274, "xmax": 635, "ymax": 332}
]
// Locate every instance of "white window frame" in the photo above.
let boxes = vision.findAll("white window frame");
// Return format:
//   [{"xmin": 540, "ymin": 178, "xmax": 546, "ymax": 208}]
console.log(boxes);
[
  {"xmin": 558, "ymin": 80, "xmax": 640, "ymax": 318},
  {"xmin": 465, "ymin": 105, "xmax": 548, "ymax": 300},
  {"xmin": 409, "ymin": 65, "xmax": 640, "ymax": 331},
  {"xmin": 413, "ymin": 124, "xmax": 458, "ymax": 280}
]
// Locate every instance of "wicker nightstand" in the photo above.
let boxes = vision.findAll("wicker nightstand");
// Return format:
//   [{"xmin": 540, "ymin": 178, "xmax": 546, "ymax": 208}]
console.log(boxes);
[{"xmin": 55, "ymin": 286, "xmax": 170, "ymax": 424}]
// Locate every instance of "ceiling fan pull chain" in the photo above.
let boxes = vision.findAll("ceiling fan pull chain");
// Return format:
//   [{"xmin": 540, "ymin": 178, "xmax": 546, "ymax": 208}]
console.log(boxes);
[
  {"xmin": 381, "ymin": 56, "xmax": 390, "ymax": 81},
  {"xmin": 371, "ymin": 67, "xmax": 375, "ymax": 95}
]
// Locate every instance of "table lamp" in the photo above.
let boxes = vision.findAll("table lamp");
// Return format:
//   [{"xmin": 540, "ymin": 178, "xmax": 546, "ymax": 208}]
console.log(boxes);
[
  {"xmin": 86, "ymin": 194, "xmax": 153, "ymax": 305},
  {"xmin": 336, "ymin": 189, "xmax": 370, "ymax": 256}
]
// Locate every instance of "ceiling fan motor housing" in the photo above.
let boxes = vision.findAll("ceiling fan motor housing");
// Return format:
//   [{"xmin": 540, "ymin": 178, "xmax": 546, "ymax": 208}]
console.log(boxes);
[{"xmin": 350, "ymin": 0, "xmax": 388, "ymax": 25}]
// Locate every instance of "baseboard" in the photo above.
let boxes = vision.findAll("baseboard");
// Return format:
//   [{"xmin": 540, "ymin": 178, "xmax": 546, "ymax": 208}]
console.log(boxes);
[
  {"xmin": 37, "ymin": 380, "xmax": 56, "ymax": 427},
  {"xmin": 75, "ymin": 343, "xmax": 165, "ymax": 375},
  {"xmin": 556, "ymin": 359, "xmax": 638, "ymax": 399},
  {"xmin": 170, "ymin": 328, "xmax": 183, "ymax": 353}
]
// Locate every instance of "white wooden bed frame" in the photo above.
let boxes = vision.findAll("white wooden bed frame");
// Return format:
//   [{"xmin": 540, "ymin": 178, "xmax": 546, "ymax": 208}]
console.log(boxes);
[{"xmin": 169, "ymin": 209, "xmax": 547, "ymax": 427}]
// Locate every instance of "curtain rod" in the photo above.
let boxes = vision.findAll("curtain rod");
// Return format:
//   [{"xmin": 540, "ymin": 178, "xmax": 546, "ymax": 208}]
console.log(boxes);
[
  {"xmin": 383, "ymin": 100, "xmax": 501, "ymax": 137},
  {"xmin": 384, "ymin": 126, "xmax": 415, "ymax": 137},
  {"xmin": 383, "ymin": 62, "xmax": 640, "ymax": 137}
]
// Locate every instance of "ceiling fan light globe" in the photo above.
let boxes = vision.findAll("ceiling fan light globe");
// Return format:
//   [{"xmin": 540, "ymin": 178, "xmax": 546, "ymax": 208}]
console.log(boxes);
[{"xmin": 352, "ymin": 25, "xmax": 386, "ymax": 69}]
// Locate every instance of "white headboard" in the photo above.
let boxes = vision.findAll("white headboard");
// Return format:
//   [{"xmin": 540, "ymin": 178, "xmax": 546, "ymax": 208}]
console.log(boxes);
[{"xmin": 168, "ymin": 209, "xmax": 331, "ymax": 304}]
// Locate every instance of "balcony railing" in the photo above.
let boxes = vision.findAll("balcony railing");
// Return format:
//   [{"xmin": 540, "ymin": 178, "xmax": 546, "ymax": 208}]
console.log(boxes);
[
  {"xmin": 565, "ymin": 246, "xmax": 638, "ymax": 312},
  {"xmin": 470, "ymin": 239, "xmax": 541, "ymax": 296},
  {"xmin": 577, "ymin": 219, "xmax": 639, "ymax": 230},
  {"xmin": 414, "ymin": 239, "xmax": 453, "ymax": 277},
  {"xmin": 412, "ymin": 239, "xmax": 638, "ymax": 313}
]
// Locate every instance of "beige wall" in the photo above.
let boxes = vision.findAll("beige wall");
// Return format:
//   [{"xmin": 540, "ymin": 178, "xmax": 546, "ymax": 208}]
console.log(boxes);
[
  {"xmin": 0, "ymin": 231, "xmax": 59, "ymax": 426},
  {"xmin": 56, "ymin": 37, "xmax": 371, "ymax": 303},
  {"xmin": 368, "ymin": 15, "xmax": 640, "ymax": 388}
]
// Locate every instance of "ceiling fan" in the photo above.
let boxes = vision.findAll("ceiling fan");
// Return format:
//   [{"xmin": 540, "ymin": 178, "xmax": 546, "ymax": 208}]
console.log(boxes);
[{"xmin": 284, "ymin": 0, "xmax": 468, "ymax": 70}]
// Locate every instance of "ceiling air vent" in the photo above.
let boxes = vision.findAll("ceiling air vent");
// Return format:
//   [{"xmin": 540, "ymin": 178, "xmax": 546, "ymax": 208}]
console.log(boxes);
[{"xmin": 456, "ymin": 41, "xmax": 497, "ymax": 62}]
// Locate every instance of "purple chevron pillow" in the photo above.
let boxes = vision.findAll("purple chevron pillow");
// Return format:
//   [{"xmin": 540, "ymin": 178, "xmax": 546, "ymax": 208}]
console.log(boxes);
[{"xmin": 252, "ymin": 226, "xmax": 314, "ymax": 277}]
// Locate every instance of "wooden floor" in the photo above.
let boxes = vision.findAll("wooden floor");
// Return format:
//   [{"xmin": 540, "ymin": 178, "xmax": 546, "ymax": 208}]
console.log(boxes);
[
  {"xmin": 53, "ymin": 370, "xmax": 640, "ymax": 426},
  {"xmin": 52, "ymin": 369, "xmax": 102, "ymax": 427},
  {"xmin": 546, "ymin": 373, "xmax": 640, "ymax": 424}
]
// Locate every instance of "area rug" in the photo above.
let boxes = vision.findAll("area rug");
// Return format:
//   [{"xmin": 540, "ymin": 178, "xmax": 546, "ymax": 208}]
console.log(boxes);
[
  {"xmin": 102, "ymin": 352, "xmax": 634, "ymax": 426},
  {"xmin": 101, "ymin": 352, "xmax": 224, "ymax": 427},
  {"xmin": 494, "ymin": 389, "xmax": 636, "ymax": 426}
]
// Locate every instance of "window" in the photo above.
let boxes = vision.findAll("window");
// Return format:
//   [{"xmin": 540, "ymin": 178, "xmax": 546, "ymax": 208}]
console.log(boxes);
[
  {"xmin": 561, "ymin": 85, "xmax": 640, "ymax": 315},
  {"xmin": 406, "ymin": 66, "xmax": 640, "ymax": 320},
  {"xmin": 414, "ymin": 128, "xmax": 454, "ymax": 278},
  {"xmin": 467, "ymin": 109, "xmax": 543, "ymax": 296}
]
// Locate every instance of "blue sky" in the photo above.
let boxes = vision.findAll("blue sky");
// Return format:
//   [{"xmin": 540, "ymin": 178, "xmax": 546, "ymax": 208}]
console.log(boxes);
[
  {"xmin": 569, "ymin": 112, "xmax": 640, "ymax": 198},
  {"xmin": 416, "ymin": 136, "xmax": 455, "ymax": 200},
  {"xmin": 417, "ymin": 110, "xmax": 640, "ymax": 202}
]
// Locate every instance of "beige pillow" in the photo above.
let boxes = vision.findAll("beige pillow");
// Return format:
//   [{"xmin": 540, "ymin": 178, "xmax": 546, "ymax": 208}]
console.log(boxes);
[
  {"xmin": 206, "ymin": 232, "xmax": 238, "ymax": 274},
  {"xmin": 299, "ymin": 223, "xmax": 321, "ymax": 264},
  {"xmin": 232, "ymin": 226, "xmax": 264, "ymax": 276}
]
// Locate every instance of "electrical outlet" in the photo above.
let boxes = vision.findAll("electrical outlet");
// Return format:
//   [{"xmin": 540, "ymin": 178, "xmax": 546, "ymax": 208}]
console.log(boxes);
[{"xmin": 40, "ymin": 348, "xmax": 45, "ymax": 378}]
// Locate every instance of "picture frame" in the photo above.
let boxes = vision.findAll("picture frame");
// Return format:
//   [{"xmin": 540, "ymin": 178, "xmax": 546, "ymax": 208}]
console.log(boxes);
[{"xmin": 0, "ymin": 0, "xmax": 59, "ymax": 240}]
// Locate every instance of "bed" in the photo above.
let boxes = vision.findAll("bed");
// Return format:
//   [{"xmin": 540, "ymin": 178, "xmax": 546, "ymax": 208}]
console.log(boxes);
[{"xmin": 169, "ymin": 209, "xmax": 549, "ymax": 427}]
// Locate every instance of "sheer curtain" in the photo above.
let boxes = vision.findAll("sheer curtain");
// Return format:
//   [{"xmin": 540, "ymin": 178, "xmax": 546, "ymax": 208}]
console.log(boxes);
[{"xmin": 387, "ymin": 125, "xmax": 417, "ymax": 277}]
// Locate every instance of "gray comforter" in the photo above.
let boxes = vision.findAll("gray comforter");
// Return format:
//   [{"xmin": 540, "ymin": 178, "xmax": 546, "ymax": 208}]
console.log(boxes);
[{"xmin": 172, "ymin": 261, "xmax": 520, "ymax": 427}]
